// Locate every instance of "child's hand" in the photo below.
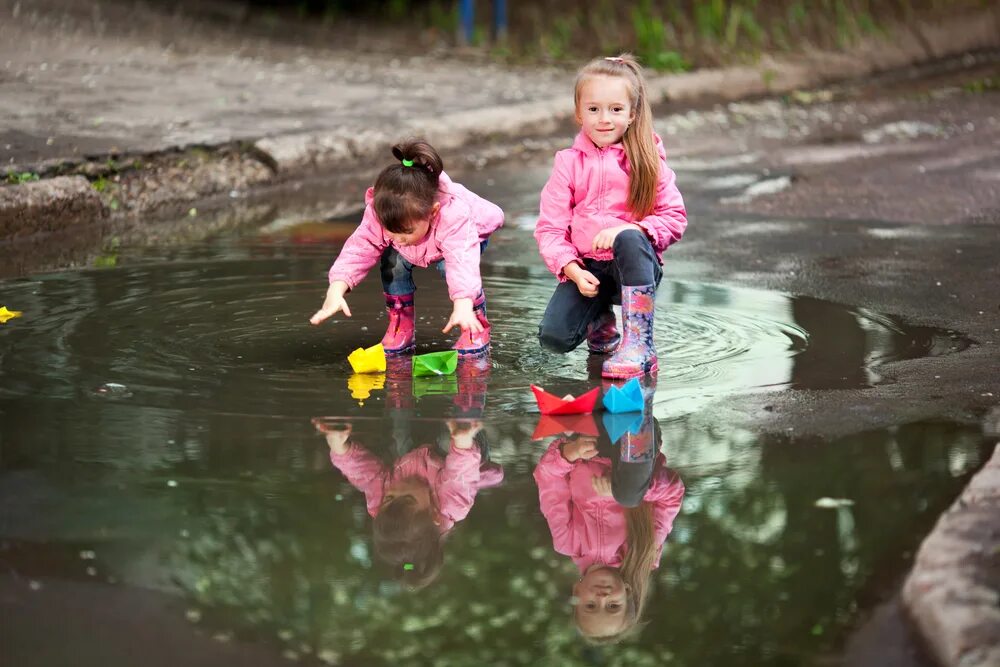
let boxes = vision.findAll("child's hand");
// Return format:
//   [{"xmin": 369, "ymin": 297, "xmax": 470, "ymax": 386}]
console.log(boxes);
[
  {"xmin": 564, "ymin": 262, "xmax": 600, "ymax": 298},
  {"xmin": 312, "ymin": 418, "xmax": 352, "ymax": 454},
  {"xmin": 591, "ymin": 473, "xmax": 612, "ymax": 497},
  {"xmin": 592, "ymin": 223, "xmax": 642, "ymax": 251},
  {"xmin": 442, "ymin": 298, "xmax": 484, "ymax": 334},
  {"xmin": 310, "ymin": 281, "xmax": 351, "ymax": 325},
  {"xmin": 447, "ymin": 419, "xmax": 483, "ymax": 449},
  {"xmin": 562, "ymin": 437, "xmax": 598, "ymax": 462}
]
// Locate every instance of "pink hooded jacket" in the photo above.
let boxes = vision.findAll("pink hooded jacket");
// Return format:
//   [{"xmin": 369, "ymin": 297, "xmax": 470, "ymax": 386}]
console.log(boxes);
[
  {"xmin": 330, "ymin": 443, "xmax": 504, "ymax": 533},
  {"xmin": 533, "ymin": 440, "xmax": 685, "ymax": 572},
  {"xmin": 327, "ymin": 172, "xmax": 504, "ymax": 301},
  {"xmin": 534, "ymin": 131, "xmax": 687, "ymax": 280}
]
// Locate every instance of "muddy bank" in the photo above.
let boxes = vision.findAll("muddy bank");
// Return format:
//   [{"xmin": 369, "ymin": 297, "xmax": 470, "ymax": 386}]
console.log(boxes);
[{"xmin": 2, "ymin": 1, "xmax": 999, "ymax": 241}]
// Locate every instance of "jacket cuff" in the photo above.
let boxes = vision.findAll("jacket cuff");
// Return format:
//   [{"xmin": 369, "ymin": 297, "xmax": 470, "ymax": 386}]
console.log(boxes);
[{"xmin": 327, "ymin": 270, "xmax": 357, "ymax": 290}]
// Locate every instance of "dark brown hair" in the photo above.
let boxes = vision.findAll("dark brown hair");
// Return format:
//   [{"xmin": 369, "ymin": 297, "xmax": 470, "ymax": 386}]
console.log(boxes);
[
  {"xmin": 372, "ymin": 495, "xmax": 445, "ymax": 590},
  {"xmin": 372, "ymin": 140, "xmax": 444, "ymax": 234},
  {"xmin": 575, "ymin": 54, "xmax": 660, "ymax": 219}
]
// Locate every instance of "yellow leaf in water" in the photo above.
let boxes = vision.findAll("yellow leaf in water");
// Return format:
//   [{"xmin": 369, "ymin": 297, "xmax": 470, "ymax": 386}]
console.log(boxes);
[{"xmin": 0, "ymin": 306, "xmax": 23, "ymax": 324}]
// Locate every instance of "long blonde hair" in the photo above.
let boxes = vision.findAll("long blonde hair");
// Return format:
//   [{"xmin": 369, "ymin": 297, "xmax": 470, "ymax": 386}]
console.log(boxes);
[
  {"xmin": 574, "ymin": 53, "xmax": 660, "ymax": 219},
  {"xmin": 579, "ymin": 502, "xmax": 658, "ymax": 644}
]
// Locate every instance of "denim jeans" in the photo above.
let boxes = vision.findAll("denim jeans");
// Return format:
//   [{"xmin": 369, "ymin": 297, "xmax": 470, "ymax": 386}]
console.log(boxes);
[
  {"xmin": 380, "ymin": 239, "xmax": 489, "ymax": 296},
  {"xmin": 538, "ymin": 229, "xmax": 662, "ymax": 353}
]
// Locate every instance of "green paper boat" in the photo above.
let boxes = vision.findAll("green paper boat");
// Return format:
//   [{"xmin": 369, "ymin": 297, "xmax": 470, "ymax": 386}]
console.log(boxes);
[
  {"xmin": 412, "ymin": 375, "xmax": 458, "ymax": 398},
  {"xmin": 412, "ymin": 350, "xmax": 458, "ymax": 377}
]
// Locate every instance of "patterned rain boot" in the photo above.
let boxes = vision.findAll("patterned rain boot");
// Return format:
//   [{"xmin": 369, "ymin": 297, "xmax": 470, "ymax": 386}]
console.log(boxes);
[
  {"xmin": 381, "ymin": 292, "xmax": 415, "ymax": 355},
  {"xmin": 452, "ymin": 291, "xmax": 491, "ymax": 356},
  {"xmin": 601, "ymin": 285, "xmax": 658, "ymax": 379},
  {"xmin": 587, "ymin": 305, "xmax": 621, "ymax": 354}
]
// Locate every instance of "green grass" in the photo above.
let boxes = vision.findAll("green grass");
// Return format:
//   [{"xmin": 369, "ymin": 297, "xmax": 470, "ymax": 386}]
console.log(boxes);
[{"xmin": 5, "ymin": 171, "xmax": 39, "ymax": 185}]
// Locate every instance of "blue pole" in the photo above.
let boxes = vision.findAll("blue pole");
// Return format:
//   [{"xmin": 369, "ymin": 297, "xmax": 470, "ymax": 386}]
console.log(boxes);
[
  {"xmin": 459, "ymin": 0, "xmax": 474, "ymax": 46},
  {"xmin": 494, "ymin": 0, "xmax": 508, "ymax": 45}
]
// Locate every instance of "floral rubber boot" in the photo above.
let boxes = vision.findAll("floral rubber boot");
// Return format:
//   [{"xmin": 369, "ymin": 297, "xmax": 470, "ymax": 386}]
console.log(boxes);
[
  {"xmin": 587, "ymin": 305, "xmax": 621, "ymax": 354},
  {"xmin": 601, "ymin": 284, "xmax": 658, "ymax": 379}
]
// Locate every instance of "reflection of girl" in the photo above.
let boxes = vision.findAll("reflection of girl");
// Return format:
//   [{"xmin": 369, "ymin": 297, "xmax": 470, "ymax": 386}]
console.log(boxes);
[
  {"xmin": 317, "ymin": 420, "xmax": 502, "ymax": 589},
  {"xmin": 533, "ymin": 431, "xmax": 684, "ymax": 641}
]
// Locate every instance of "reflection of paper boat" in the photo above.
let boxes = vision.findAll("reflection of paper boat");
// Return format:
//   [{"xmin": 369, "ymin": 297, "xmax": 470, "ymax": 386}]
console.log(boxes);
[
  {"xmin": 531, "ymin": 413, "xmax": 599, "ymax": 440},
  {"xmin": 602, "ymin": 377, "xmax": 644, "ymax": 414},
  {"xmin": 348, "ymin": 343, "xmax": 386, "ymax": 373},
  {"xmin": 348, "ymin": 373, "xmax": 385, "ymax": 402},
  {"xmin": 412, "ymin": 375, "xmax": 458, "ymax": 398},
  {"xmin": 531, "ymin": 385, "xmax": 600, "ymax": 415},
  {"xmin": 602, "ymin": 411, "xmax": 644, "ymax": 443},
  {"xmin": 412, "ymin": 350, "xmax": 458, "ymax": 377}
]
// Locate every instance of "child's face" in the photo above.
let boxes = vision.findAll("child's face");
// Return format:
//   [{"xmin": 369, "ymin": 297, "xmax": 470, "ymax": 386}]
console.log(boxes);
[
  {"xmin": 383, "ymin": 477, "xmax": 438, "ymax": 523},
  {"xmin": 576, "ymin": 75, "xmax": 635, "ymax": 148},
  {"xmin": 386, "ymin": 202, "xmax": 440, "ymax": 247},
  {"xmin": 572, "ymin": 565, "xmax": 628, "ymax": 637}
]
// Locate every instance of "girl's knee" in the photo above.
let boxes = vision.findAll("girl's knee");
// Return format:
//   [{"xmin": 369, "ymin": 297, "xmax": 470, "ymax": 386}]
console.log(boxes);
[
  {"xmin": 613, "ymin": 228, "xmax": 651, "ymax": 253},
  {"xmin": 538, "ymin": 325, "xmax": 578, "ymax": 353}
]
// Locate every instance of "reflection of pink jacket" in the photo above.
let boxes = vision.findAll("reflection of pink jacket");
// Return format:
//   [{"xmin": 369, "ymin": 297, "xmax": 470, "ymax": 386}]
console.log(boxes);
[
  {"xmin": 327, "ymin": 172, "xmax": 504, "ymax": 300},
  {"xmin": 534, "ymin": 131, "xmax": 687, "ymax": 280},
  {"xmin": 533, "ymin": 441, "xmax": 685, "ymax": 573},
  {"xmin": 330, "ymin": 443, "xmax": 504, "ymax": 532}
]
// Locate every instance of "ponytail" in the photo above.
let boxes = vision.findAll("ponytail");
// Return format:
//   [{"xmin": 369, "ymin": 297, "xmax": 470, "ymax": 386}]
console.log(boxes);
[
  {"xmin": 373, "ymin": 139, "xmax": 444, "ymax": 233},
  {"xmin": 575, "ymin": 54, "xmax": 661, "ymax": 219}
]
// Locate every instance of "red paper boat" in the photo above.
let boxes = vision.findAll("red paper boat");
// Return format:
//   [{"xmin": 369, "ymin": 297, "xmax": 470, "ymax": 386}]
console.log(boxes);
[
  {"xmin": 531, "ymin": 385, "xmax": 600, "ymax": 416},
  {"xmin": 531, "ymin": 413, "xmax": 599, "ymax": 440}
]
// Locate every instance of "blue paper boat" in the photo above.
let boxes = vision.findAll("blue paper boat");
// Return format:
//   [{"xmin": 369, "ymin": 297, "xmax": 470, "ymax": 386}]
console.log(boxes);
[
  {"xmin": 602, "ymin": 411, "xmax": 644, "ymax": 443},
  {"xmin": 602, "ymin": 377, "xmax": 644, "ymax": 414}
]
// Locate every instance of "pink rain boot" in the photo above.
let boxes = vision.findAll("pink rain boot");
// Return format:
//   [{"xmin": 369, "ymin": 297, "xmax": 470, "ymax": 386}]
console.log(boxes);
[
  {"xmin": 602, "ymin": 285, "xmax": 658, "ymax": 379},
  {"xmin": 587, "ymin": 306, "xmax": 621, "ymax": 354},
  {"xmin": 452, "ymin": 291, "xmax": 491, "ymax": 356},
  {"xmin": 381, "ymin": 292, "xmax": 415, "ymax": 355}
]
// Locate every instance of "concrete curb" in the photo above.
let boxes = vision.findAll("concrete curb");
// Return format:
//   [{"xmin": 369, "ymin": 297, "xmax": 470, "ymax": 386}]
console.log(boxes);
[
  {"xmin": 902, "ymin": 442, "xmax": 1000, "ymax": 667},
  {"xmin": 0, "ymin": 176, "xmax": 106, "ymax": 239},
  {"xmin": 253, "ymin": 6, "xmax": 1000, "ymax": 174}
]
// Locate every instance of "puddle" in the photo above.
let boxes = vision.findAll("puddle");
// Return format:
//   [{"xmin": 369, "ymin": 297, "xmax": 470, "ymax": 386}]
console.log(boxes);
[{"xmin": 0, "ymin": 159, "xmax": 981, "ymax": 666}]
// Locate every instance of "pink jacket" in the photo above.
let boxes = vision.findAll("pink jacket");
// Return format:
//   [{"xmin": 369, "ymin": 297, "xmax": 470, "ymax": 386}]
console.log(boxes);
[
  {"xmin": 329, "ymin": 443, "xmax": 504, "ymax": 533},
  {"xmin": 533, "ymin": 440, "xmax": 685, "ymax": 572},
  {"xmin": 327, "ymin": 172, "xmax": 504, "ymax": 300},
  {"xmin": 534, "ymin": 131, "xmax": 687, "ymax": 280}
]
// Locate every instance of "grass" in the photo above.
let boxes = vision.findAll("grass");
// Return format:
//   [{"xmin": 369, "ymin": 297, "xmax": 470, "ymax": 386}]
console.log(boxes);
[{"xmin": 5, "ymin": 171, "xmax": 39, "ymax": 185}]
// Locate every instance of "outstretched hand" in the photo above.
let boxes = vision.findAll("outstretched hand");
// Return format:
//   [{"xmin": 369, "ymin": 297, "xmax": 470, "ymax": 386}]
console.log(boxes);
[
  {"xmin": 442, "ymin": 297, "xmax": 484, "ymax": 334},
  {"xmin": 447, "ymin": 419, "xmax": 483, "ymax": 449},
  {"xmin": 310, "ymin": 281, "xmax": 352, "ymax": 325}
]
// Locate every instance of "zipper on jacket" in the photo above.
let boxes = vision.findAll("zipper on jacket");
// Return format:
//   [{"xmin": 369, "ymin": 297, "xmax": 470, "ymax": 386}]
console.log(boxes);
[{"xmin": 597, "ymin": 146, "xmax": 607, "ymax": 216}]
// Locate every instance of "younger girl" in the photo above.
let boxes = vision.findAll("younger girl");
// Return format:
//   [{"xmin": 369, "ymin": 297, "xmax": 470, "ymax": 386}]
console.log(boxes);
[
  {"xmin": 317, "ymin": 419, "xmax": 502, "ymax": 589},
  {"xmin": 533, "ymin": 419, "xmax": 685, "ymax": 642},
  {"xmin": 535, "ymin": 55, "xmax": 687, "ymax": 377},
  {"xmin": 310, "ymin": 141, "xmax": 504, "ymax": 355}
]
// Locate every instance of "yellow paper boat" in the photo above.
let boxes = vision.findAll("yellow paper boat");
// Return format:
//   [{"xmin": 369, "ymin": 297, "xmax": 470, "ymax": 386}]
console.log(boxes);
[
  {"xmin": 348, "ymin": 373, "xmax": 385, "ymax": 403},
  {"xmin": 0, "ymin": 306, "xmax": 23, "ymax": 324},
  {"xmin": 348, "ymin": 343, "xmax": 386, "ymax": 373}
]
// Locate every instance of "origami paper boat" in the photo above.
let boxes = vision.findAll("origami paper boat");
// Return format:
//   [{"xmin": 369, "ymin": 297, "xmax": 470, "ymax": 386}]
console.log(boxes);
[
  {"xmin": 412, "ymin": 350, "xmax": 458, "ymax": 377},
  {"xmin": 531, "ymin": 385, "xmax": 600, "ymax": 415},
  {"xmin": 348, "ymin": 343, "xmax": 386, "ymax": 374},
  {"xmin": 602, "ymin": 410, "xmax": 645, "ymax": 444},
  {"xmin": 348, "ymin": 373, "xmax": 385, "ymax": 403},
  {"xmin": 602, "ymin": 377, "xmax": 644, "ymax": 414},
  {"xmin": 0, "ymin": 306, "xmax": 23, "ymax": 324},
  {"xmin": 412, "ymin": 375, "xmax": 458, "ymax": 398},
  {"xmin": 531, "ymin": 413, "xmax": 599, "ymax": 440}
]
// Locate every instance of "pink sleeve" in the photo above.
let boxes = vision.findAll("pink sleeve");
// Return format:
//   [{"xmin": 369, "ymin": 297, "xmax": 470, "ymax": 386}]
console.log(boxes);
[
  {"xmin": 532, "ymin": 441, "xmax": 577, "ymax": 557},
  {"xmin": 634, "ymin": 162, "xmax": 687, "ymax": 253},
  {"xmin": 435, "ymin": 443, "xmax": 483, "ymax": 523},
  {"xmin": 327, "ymin": 204, "xmax": 391, "ymax": 289},
  {"xmin": 534, "ymin": 152, "xmax": 582, "ymax": 281},
  {"xmin": 646, "ymin": 463, "xmax": 686, "ymax": 552},
  {"xmin": 437, "ymin": 201, "xmax": 485, "ymax": 301},
  {"xmin": 329, "ymin": 443, "xmax": 388, "ymax": 517}
]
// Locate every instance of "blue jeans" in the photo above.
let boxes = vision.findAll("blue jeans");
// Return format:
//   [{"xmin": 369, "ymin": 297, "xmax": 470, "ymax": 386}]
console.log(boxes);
[
  {"xmin": 538, "ymin": 230, "xmax": 661, "ymax": 353},
  {"xmin": 380, "ymin": 239, "xmax": 489, "ymax": 296}
]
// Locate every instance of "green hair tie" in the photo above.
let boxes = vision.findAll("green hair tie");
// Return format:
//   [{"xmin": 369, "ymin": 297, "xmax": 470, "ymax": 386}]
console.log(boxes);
[{"xmin": 401, "ymin": 158, "xmax": 414, "ymax": 167}]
